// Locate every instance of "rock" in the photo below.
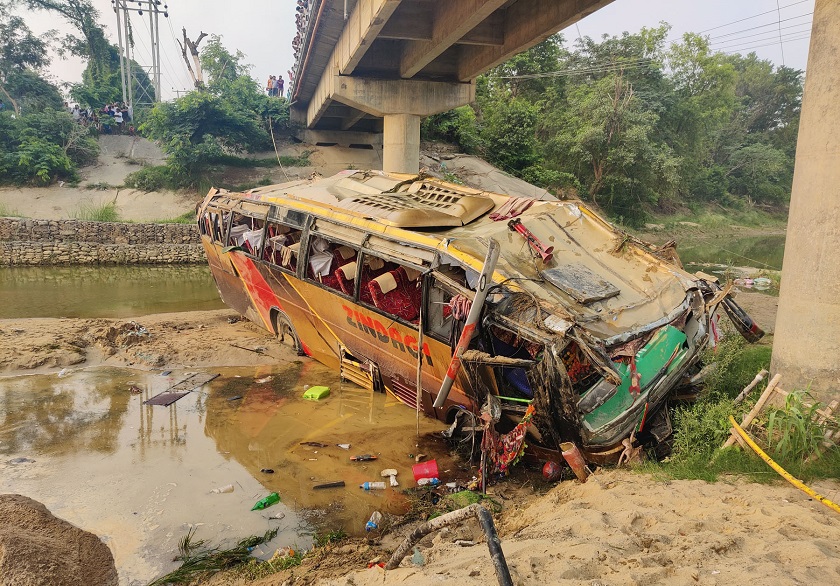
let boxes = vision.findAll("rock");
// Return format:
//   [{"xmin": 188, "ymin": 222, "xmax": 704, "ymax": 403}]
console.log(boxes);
[{"xmin": 0, "ymin": 494, "xmax": 118, "ymax": 586}]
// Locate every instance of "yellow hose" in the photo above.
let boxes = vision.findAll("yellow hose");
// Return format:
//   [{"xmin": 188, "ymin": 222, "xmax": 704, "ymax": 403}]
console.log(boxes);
[{"xmin": 728, "ymin": 415, "xmax": 840, "ymax": 515}]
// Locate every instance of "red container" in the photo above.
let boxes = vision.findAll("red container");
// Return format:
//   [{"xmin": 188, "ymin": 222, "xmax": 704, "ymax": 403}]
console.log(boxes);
[{"xmin": 412, "ymin": 459, "xmax": 439, "ymax": 481}]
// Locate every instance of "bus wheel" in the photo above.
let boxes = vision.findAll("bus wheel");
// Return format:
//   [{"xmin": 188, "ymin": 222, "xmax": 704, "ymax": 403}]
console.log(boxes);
[{"xmin": 274, "ymin": 312, "xmax": 304, "ymax": 356}]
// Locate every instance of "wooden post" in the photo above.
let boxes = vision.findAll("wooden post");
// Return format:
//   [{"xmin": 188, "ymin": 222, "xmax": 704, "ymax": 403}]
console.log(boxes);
[
  {"xmin": 723, "ymin": 373, "xmax": 782, "ymax": 449},
  {"xmin": 733, "ymin": 369, "xmax": 769, "ymax": 405}
]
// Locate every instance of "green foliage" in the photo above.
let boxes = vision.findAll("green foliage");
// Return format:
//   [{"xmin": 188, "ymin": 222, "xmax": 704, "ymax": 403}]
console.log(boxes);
[
  {"xmin": 480, "ymin": 97, "xmax": 540, "ymax": 172},
  {"xmin": 312, "ymin": 529, "xmax": 347, "ymax": 548},
  {"xmin": 148, "ymin": 527, "xmax": 279, "ymax": 585},
  {"xmin": 421, "ymin": 105, "xmax": 480, "ymax": 153},
  {"xmin": 702, "ymin": 335, "xmax": 772, "ymax": 400},
  {"xmin": 123, "ymin": 165, "xmax": 173, "ymax": 192},
  {"xmin": 766, "ymin": 391, "xmax": 833, "ymax": 462},
  {"xmin": 73, "ymin": 201, "xmax": 120, "ymax": 222},
  {"xmin": 1, "ymin": 134, "xmax": 77, "ymax": 185}
]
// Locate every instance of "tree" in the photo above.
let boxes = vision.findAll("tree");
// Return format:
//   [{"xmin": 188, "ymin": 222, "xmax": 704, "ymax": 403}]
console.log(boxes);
[
  {"xmin": 177, "ymin": 28, "xmax": 207, "ymax": 89},
  {"xmin": 0, "ymin": 9, "xmax": 50, "ymax": 114}
]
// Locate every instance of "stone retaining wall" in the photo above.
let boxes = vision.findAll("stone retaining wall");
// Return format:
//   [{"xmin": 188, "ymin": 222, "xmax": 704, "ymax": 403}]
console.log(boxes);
[{"xmin": 0, "ymin": 218, "xmax": 204, "ymax": 265}]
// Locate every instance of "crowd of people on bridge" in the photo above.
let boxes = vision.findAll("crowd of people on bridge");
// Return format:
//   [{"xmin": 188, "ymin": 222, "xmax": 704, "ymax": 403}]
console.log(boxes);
[
  {"xmin": 266, "ymin": 75, "xmax": 285, "ymax": 97},
  {"xmin": 292, "ymin": 0, "xmax": 313, "ymax": 62},
  {"xmin": 66, "ymin": 102, "xmax": 135, "ymax": 135}
]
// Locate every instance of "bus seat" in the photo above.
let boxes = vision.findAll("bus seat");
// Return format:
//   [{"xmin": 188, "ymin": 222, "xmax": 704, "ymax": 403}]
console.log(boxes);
[
  {"xmin": 369, "ymin": 270, "xmax": 418, "ymax": 322},
  {"xmin": 335, "ymin": 245, "xmax": 357, "ymax": 264},
  {"xmin": 397, "ymin": 266, "xmax": 423, "ymax": 308},
  {"xmin": 335, "ymin": 262, "xmax": 357, "ymax": 296}
]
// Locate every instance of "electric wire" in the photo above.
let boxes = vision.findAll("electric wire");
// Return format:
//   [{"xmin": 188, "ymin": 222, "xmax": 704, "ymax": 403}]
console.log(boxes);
[
  {"xmin": 697, "ymin": 0, "xmax": 810, "ymax": 34},
  {"xmin": 721, "ymin": 34, "xmax": 811, "ymax": 55},
  {"xmin": 707, "ymin": 18, "xmax": 812, "ymax": 43},
  {"xmin": 711, "ymin": 26, "xmax": 814, "ymax": 51},
  {"xmin": 706, "ymin": 11, "xmax": 813, "ymax": 40},
  {"xmin": 496, "ymin": 58, "xmax": 655, "ymax": 80}
]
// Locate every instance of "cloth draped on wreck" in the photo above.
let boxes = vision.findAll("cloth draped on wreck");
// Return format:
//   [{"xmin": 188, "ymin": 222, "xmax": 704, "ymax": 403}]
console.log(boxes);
[{"xmin": 481, "ymin": 404, "xmax": 536, "ymax": 476}]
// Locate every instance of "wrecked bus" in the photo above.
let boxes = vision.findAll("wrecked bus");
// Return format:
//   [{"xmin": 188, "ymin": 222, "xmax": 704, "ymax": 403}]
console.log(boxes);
[{"xmin": 197, "ymin": 170, "xmax": 761, "ymax": 465}]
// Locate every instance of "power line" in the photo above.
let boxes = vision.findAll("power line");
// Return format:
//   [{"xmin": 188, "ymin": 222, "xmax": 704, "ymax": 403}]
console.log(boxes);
[
  {"xmin": 777, "ymin": 0, "xmax": 786, "ymax": 66},
  {"xmin": 711, "ymin": 28, "xmax": 813, "ymax": 51},
  {"xmin": 497, "ymin": 59, "xmax": 656, "ymax": 80},
  {"xmin": 707, "ymin": 12, "xmax": 812, "ymax": 40},
  {"xmin": 720, "ymin": 33, "xmax": 811, "ymax": 55},
  {"xmin": 697, "ymin": 0, "xmax": 810, "ymax": 34}
]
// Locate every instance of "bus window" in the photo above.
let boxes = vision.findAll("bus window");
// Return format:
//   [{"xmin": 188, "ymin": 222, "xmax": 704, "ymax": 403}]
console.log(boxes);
[
  {"xmin": 426, "ymin": 277, "xmax": 456, "ymax": 341},
  {"xmin": 208, "ymin": 211, "xmax": 224, "ymax": 244},
  {"xmin": 360, "ymin": 253, "xmax": 423, "ymax": 323},
  {"xmin": 262, "ymin": 220, "xmax": 303, "ymax": 272},
  {"xmin": 304, "ymin": 236, "xmax": 359, "ymax": 293},
  {"xmin": 226, "ymin": 213, "xmax": 265, "ymax": 256}
]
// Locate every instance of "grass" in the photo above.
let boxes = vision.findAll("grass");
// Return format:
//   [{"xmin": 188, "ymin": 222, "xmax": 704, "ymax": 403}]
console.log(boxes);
[
  {"xmin": 157, "ymin": 211, "xmax": 197, "ymax": 224},
  {"xmin": 73, "ymin": 201, "xmax": 121, "ymax": 222},
  {"xmin": 84, "ymin": 182, "xmax": 117, "ymax": 191},
  {"xmin": 642, "ymin": 330, "xmax": 840, "ymax": 484},
  {"xmin": 312, "ymin": 528, "xmax": 347, "ymax": 548},
  {"xmin": 148, "ymin": 527, "xmax": 279, "ymax": 585},
  {"xmin": 0, "ymin": 203, "xmax": 22, "ymax": 217},
  {"xmin": 218, "ymin": 151, "xmax": 312, "ymax": 168}
]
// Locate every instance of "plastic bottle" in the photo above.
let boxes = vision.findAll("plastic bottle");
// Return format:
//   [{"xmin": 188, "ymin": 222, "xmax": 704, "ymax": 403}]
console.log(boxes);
[
  {"xmin": 211, "ymin": 483, "xmax": 234, "ymax": 494},
  {"xmin": 251, "ymin": 492, "xmax": 281, "ymax": 510},
  {"xmin": 365, "ymin": 511, "xmax": 382, "ymax": 531},
  {"xmin": 359, "ymin": 481, "xmax": 386, "ymax": 491},
  {"xmin": 416, "ymin": 477, "xmax": 440, "ymax": 487}
]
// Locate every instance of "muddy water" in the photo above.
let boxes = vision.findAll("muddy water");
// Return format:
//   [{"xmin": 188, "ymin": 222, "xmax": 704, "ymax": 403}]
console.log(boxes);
[
  {"xmin": 678, "ymin": 234, "xmax": 786, "ymax": 272},
  {"xmin": 0, "ymin": 265, "xmax": 224, "ymax": 318},
  {"xmin": 0, "ymin": 362, "xmax": 450, "ymax": 585}
]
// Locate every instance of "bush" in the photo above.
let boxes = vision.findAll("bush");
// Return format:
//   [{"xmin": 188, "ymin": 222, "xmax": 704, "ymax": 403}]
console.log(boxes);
[
  {"xmin": 1, "ymin": 136, "xmax": 77, "ymax": 185},
  {"xmin": 124, "ymin": 165, "xmax": 173, "ymax": 192}
]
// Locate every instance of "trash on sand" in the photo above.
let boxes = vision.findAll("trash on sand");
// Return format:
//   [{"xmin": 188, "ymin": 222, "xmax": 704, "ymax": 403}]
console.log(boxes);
[
  {"xmin": 414, "ymin": 453, "xmax": 427, "ymax": 463},
  {"xmin": 268, "ymin": 512, "xmax": 286, "ymax": 520},
  {"xmin": 251, "ymin": 492, "xmax": 281, "ymax": 510},
  {"xmin": 313, "ymin": 481, "xmax": 346, "ymax": 489},
  {"xmin": 351, "ymin": 454, "xmax": 377, "ymax": 462},
  {"xmin": 411, "ymin": 547, "xmax": 425, "ymax": 566},
  {"xmin": 302, "ymin": 385, "xmax": 330, "ymax": 400},
  {"xmin": 360, "ymin": 481, "xmax": 386, "ymax": 490},
  {"xmin": 57, "ymin": 368, "xmax": 70, "ymax": 378},
  {"xmin": 455, "ymin": 540, "xmax": 476, "ymax": 547},
  {"xmin": 211, "ymin": 484, "xmax": 234, "ymax": 494},
  {"xmin": 227, "ymin": 395, "xmax": 243, "ymax": 401},
  {"xmin": 417, "ymin": 477, "xmax": 440, "ymax": 487},
  {"xmin": 542, "ymin": 461, "xmax": 562, "ymax": 481},
  {"xmin": 560, "ymin": 442, "xmax": 589, "ymax": 483},
  {"xmin": 300, "ymin": 441, "xmax": 327, "ymax": 447},
  {"xmin": 337, "ymin": 443, "xmax": 351, "ymax": 450},
  {"xmin": 7, "ymin": 457, "xmax": 35, "ymax": 464},
  {"xmin": 160, "ymin": 370, "xmax": 172, "ymax": 376},
  {"xmin": 129, "ymin": 385, "xmax": 143, "ymax": 394},
  {"xmin": 255, "ymin": 376, "xmax": 273, "ymax": 384},
  {"xmin": 412, "ymin": 459, "xmax": 439, "ymax": 481},
  {"xmin": 366, "ymin": 511, "xmax": 382, "ymax": 532},
  {"xmin": 261, "ymin": 468, "xmax": 275, "ymax": 474},
  {"xmin": 380, "ymin": 469, "xmax": 399, "ymax": 487}
]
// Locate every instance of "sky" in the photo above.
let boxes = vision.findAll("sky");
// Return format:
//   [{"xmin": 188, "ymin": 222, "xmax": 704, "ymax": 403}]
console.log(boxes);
[{"xmin": 19, "ymin": 0, "xmax": 815, "ymax": 102}]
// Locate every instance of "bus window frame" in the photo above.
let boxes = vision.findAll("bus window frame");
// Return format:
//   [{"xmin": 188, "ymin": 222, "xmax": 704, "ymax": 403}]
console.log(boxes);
[
  {"xmin": 356, "ymin": 250, "xmax": 427, "ymax": 328},
  {"xmin": 228, "ymin": 201, "xmax": 269, "ymax": 259},
  {"xmin": 300, "ymin": 232, "xmax": 361, "ymax": 300}
]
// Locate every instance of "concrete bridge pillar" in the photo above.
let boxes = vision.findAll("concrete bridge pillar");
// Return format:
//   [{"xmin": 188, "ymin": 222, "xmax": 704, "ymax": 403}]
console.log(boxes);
[
  {"xmin": 383, "ymin": 114, "xmax": 422, "ymax": 174},
  {"xmin": 771, "ymin": 0, "xmax": 840, "ymax": 403},
  {"xmin": 316, "ymin": 76, "xmax": 475, "ymax": 174}
]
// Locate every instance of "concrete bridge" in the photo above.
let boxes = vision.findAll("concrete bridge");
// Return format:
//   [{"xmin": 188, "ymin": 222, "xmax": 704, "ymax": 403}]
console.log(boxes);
[
  {"xmin": 289, "ymin": 0, "xmax": 612, "ymax": 173},
  {"xmin": 290, "ymin": 0, "xmax": 840, "ymax": 403}
]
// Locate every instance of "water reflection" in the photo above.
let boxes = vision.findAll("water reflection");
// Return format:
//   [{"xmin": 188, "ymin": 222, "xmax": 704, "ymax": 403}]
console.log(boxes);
[
  {"xmin": 0, "ymin": 265, "xmax": 225, "ymax": 318},
  {"xmin": 678, "ymin": 234, "xmax": 786, "ymax": 271},
  {"xmin": 0, "ymin": 364, "xmax": 452, "ymax": 585}
]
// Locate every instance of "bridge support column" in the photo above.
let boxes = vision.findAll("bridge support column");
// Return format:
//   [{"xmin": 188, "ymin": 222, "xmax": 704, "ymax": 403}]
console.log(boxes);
[
  {"xmin": 771, "ymin": 0, "xmax": 840, "ymax": 403},
  {"xmin": 383, "ymin": 114, "xmax": 421, "ymax": 174},
  {"xmin": 324, "ymin": 76, "xmax": 475, "ymax": 174}
]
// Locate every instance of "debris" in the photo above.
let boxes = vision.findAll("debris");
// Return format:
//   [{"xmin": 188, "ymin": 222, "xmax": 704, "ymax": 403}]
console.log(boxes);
[
  {"xmin": 302, "ymin": 385, "xmax": 330, "ymax": 400},
  {"xmin": 255, "ymin": 376, "xmax": 273, "ymax": 384},
  {"xmin": 366, "ymin": 511, "xmax": 383, "ymax": 531},
  {"xmin": 455, "ymin": 540, "xmax": 476, "ymax": 547},
  {"xmin": 251, "ymin": 492, "xmax": 281, "ymax": 510},
  {"xmin": 733, "ymin": 369, "xmax": 769, "ymax": 405},
  {"xmin": 723, "ymin": 373, "xmax": 782, "ymax": 449},
  {"xmin": 560, "ymin": 441, "xmax": 589, "ymax": 482},
  {"xmin": 260, "ymin": 468, "xmax": 275, "ymax": 474},
  {"xmin": 227, "ymin": 395, "xmax": 243, "ymax": 401},
  {"xmin": 414, "ymin": 453, "xmax": 427, "ymax": 463},
  {"xmin": 210, "ymin": 484, "xmax": 234, "ymax": 494},
  {"xmin": 380, "ymin": 469, "xmax": 399, "ymax": 487},
  {"xmin": 160, "ymin": 370, "xmax": 172, "ymax": 376},
  {"xmin": 360, "ymin": 481, "xmax": 386, "ymax": 490},
  {"xmin": 412, "ymin": 459, "xmax": 439, "ymax": 481},
  {"xmin": 351, "ymin": 454, "xmax": 377, "ymax": 462},
  {"xmin": 7, "ymin": 457, "xmax": 35, "ymax": 464},
  {"xmin": 268, "ymin": 512, "xmax": 286, "ymax": 520},
  {"xmin": 336, "ymin": 443, "xmax": 351, "ymax": 450},
  {"xmin": 300, "ymin": 441, "xmax": 327, "ymax": 447},
  {"xmin": 542, "ymin": 461, "xmax": 562, "ymax": 481},
  {"xmin": 230, "ymin": 343, "xmax": 266, "ymax": 355},
  {"xmin": 411, "ymin": 547, "xmax": 425, "ymax": 566},
  {"xmin": 417, "ymin": 477, "xmax": 440, "ymax": 487},
  {"xmin": 313, "ymin": 481, "xmax": 345, "ymax": 489},
  {"xmin": 57, "ymin": 368, "xmax": 69, "ymax": 378}
]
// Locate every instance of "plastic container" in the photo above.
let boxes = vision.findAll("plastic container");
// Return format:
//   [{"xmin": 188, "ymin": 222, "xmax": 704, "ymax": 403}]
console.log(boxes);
[
  {"xmin": 416, "ymin": 477, "xmax": 440, "ymax": 487},
  {"xmin": 360, "ymin": 481, "xmax": 386, "ymax": 490},
  {"xmin": 251, "ymin": 492, "xmax": 281, "ymax": 510},
  {"xmin": 302, "ymin": 385, "xmax": 330, "ymax": 400},
  {"xmin": 211, "ymin": 483, "xmax": 234, "ymax": 494},
  {"xmin": 365, "ymin": 511, "xmax": 382, "ymax": 531},
  {"xmin": 412, "ymin": 459, "xmax": 439, "ymax": 482}
]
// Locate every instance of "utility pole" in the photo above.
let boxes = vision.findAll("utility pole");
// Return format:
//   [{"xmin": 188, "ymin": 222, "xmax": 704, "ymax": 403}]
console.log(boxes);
[{"xmin": 112, "ymin": 0, "xmax": 169, "ymax": 105}]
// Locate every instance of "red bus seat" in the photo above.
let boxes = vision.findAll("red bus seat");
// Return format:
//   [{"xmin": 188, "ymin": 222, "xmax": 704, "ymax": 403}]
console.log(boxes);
[{"xmin": 368, "ymin": 269, "xmax": 418, "ymax": 322}]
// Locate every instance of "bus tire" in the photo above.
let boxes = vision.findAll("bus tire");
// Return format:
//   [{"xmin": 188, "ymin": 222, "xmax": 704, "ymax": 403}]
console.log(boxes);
[{"xmin": 274, "ymin": 311, "xmax": 304, "ymax": 356}]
